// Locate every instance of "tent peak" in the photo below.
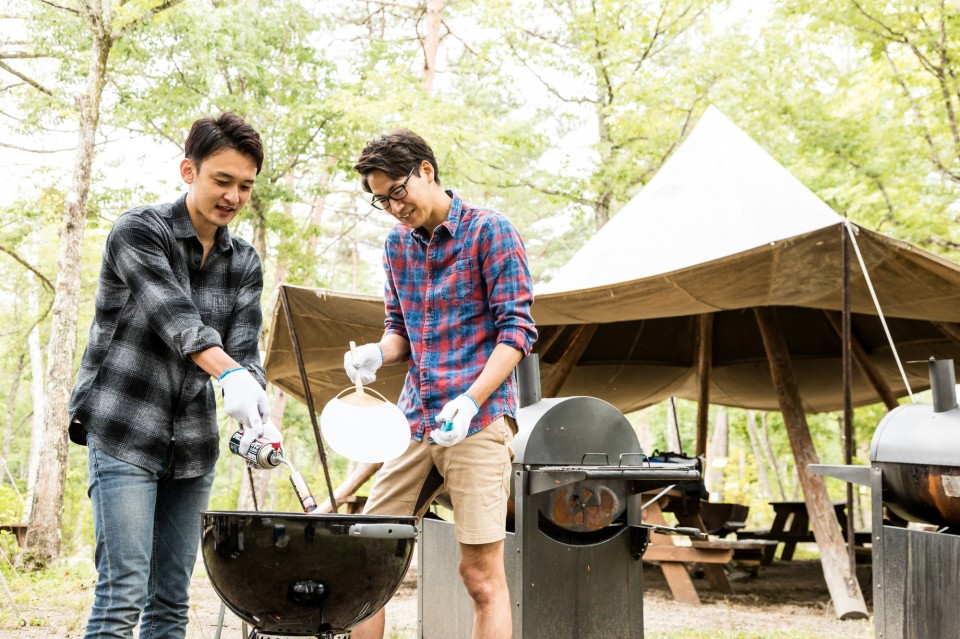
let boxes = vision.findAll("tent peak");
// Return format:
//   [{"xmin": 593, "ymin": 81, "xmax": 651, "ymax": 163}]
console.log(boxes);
[{"xmin": 539, "ymin": 105, "xmax": 843, "ymax": 293}]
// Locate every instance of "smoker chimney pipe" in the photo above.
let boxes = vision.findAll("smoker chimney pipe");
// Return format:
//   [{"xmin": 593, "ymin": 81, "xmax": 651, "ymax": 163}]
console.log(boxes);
[
  {"xmin": 517, "ymin": 354, "xmax": 541, "ymax": 408},
  {"xmin": 928, "ymin": 358, "xmax": 957, "ymax": 413}
]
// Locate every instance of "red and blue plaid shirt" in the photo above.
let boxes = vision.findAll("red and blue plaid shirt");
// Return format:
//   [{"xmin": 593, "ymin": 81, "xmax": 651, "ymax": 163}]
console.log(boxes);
[{"xmin": 382, "ymin": 191, "xmax": 537, "ymax": 441}]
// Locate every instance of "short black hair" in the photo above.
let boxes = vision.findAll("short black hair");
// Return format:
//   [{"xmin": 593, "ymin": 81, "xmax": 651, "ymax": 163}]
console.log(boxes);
[
  {"xmin": 184, "ymin": 112, "xmax": 264, "ymax": 174},
  {"xmin": 354, "ymin": 128, "xmax": 440, "ymax": 192}
]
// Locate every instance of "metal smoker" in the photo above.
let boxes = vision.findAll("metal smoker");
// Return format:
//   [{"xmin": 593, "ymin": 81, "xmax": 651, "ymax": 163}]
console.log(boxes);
[
  {"xmin": 419, "ymin": 355, "xmax": 702, "ymax": 638},
  {"xmin": 813, "ymin": 358, "xmax": 960, "ymax": 639}
]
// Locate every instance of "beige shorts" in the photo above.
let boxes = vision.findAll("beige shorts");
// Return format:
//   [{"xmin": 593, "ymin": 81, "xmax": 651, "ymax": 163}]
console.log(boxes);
[{"xmin": 362, "ymin": 415, "xmax": 515, "ymax": 544}]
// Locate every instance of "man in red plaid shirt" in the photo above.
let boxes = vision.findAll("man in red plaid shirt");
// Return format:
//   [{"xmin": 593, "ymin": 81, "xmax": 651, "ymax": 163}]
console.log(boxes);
[{"xmin": 345, "ymin": 129, "xmax": 537, "ymax": 639}]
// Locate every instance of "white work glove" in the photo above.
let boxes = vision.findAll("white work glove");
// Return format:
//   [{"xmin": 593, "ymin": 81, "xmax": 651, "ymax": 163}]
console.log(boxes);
[
  {"xmin": 219, "ymin": 368, "xmax": 270, "ymax": 455},
  {"xmin": 430, "ymin": 394, "xmax": 479, "ymax": 447},
  {"xmin": 344, "ymin": 343, "xmax": 383, "ymax": 385}
]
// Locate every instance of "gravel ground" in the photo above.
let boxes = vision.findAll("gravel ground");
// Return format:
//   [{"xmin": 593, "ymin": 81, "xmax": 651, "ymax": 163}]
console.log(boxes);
[{"xmin": 3, "ymin": 553, "xmax": 874, "ymax": 638}]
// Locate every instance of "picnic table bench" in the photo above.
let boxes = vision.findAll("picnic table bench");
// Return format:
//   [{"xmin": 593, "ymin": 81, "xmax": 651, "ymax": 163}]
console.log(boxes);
[
  {"xmin": 735, "ymin": 500, "xmax": 871, "ymax": 565},
  {"xmin": 641, "ymin": 491, "xmax": 771, "ymax": 605}
]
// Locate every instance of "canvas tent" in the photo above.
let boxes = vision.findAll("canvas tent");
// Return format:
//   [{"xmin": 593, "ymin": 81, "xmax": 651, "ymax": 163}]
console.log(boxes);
[
  {"xmin": 264, "ymin": 107, "xmax": 960, "ymax": 414},
  {"xmin": 263, "ymin": 106, "xmax": 960, "ymax": 618}
]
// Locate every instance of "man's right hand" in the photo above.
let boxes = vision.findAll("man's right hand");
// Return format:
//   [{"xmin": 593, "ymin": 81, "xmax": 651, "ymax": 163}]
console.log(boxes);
[
  {"xmin": 344, "ymin": 343, "xmax": 383, "ymax": 385},
  {"xmin": 219, "ymin": 369, "xmax": 270, "ymax": 453}
]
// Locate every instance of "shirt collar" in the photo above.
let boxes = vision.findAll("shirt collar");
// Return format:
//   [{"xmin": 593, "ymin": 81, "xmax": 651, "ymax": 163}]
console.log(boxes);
[
  {"xmin": 410, "ymin": 190, "xmax": 462, "ymax": 245},
  {"xmin": 172, "ymin": 194, "xmax": 233, "ymax": 251}
]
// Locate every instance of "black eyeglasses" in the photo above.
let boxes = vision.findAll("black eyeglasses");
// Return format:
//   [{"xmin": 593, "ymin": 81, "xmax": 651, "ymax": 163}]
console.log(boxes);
[{"xmin": 370, "ymin": 168, "xmax": 415, "ymax": 210}]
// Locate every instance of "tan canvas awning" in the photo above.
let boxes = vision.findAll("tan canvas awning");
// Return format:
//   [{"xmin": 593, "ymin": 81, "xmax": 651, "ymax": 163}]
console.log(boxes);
[{"xmin": 264, "ymin": 223, "xmax": 960, "ymax": 415}]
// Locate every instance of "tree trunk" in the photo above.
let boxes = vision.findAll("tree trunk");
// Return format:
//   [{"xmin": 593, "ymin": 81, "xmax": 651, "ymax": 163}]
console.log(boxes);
[
  {"xmin": 351, "ymin": 236, "xmax": 360, "ymax": 292},
  {"xmin": 251, "ymin": 190, "xmax": 268, "ymax": 259},
  {"xmin": 24, "ymin": 324, "xmax": 45, "ymax": 520},
  {"xmin": 745, "ymin": 410, "xmax": 774, "ymax": 500},
  {"xmin": 760, "ymin": 412, "xmax": 787, "ymax": 500},
  {"xmin": 1, "ymin": 355, "xmax": 25, "ymax": 487},
  {"xmin": 307, "ymin": 160, "xmax": 334, "ymax": 257},
  {"xmin": 421, "ymin": 0, "xmax": 442, "ymax": 92},
  {"xmin": 706, "ymin": 406, "xmax": 727, "ymax": 501},
  {"xmin": 695, "ymin": 313, "xmax": 713, "ymax": 458},
  {"xmin": 24, "ymin": 31, "xmax": 111, "ymax": 568}
]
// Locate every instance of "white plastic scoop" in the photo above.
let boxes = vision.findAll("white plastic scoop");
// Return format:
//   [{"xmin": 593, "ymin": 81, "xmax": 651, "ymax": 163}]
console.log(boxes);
[{"xmin": 319, "ymin": 342, "xmax": 410, "ymax": 463}]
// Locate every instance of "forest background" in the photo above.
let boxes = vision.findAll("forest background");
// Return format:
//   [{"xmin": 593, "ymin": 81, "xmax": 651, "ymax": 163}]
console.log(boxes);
[{"xmin": 1, "ymin": 0, "xmax": 959, "ymax": 624}]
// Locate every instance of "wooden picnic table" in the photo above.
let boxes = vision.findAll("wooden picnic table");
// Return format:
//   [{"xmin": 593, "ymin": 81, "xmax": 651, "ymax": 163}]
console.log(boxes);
[
  {"xmin": 736, "ymin": 500, "xmax": 871, "ymax": 565},
  {"xmin": 641, "ymin": 490, "xmax": 771, "ymax": 605}
]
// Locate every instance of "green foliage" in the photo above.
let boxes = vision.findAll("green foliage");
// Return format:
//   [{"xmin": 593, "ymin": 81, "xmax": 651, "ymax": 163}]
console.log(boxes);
[
  {"xmin": 752, "ymin": 1, "xmax": 960, "ymax": 258},
  {"xmin": 4, "ymin": 0, "xmax": 960, "ymax": 579},
  {"xmin": 0, "ymin": 560, "xmax": 94, "ymax": 631}
]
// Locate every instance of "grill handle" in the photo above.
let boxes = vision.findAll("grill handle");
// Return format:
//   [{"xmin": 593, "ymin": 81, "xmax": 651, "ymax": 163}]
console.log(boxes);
[
  {"xmin": 347, "ymin": 523, "xmax": 419, "ymax": 539},
  {"xmin": 641, "ymin": 524, "xmax": 705, "ymax": 539}
]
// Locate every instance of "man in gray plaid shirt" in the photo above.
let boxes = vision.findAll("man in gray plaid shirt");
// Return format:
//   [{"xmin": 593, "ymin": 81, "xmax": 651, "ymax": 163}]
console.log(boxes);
[{"xmin": 69, "ymin": 112, "xmax": 276, "ymax": 639}]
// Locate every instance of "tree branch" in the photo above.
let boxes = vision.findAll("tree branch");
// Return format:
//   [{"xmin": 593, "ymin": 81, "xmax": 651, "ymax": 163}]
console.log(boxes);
[
  {"xmin": 0, "ymin": 140, "xmax": 74, "ymax": 153},
  {"xmin": 355, "ymin": 0, "xmax": 419, "ymax": 8},
  {"xmin": 0, "ymin": 52, "xmax": 48, "ymax": 60},
  {"xmin": 112, "ymin": 0, "xmax": 185, "ymax": 40},
  {"xmin": 504, "ymin": 35, "xmax": 595, "ymax": 105},
  {"xmin": 883, "ymin": 46, "xmax": 960, "ymax": 182},
  {"xmin": 0, "ymin": 244, "xmax": 53, "ymax": 291},
  {"xmin": 34, "ymin": 0, "xmax": 80, "ymax": 16},
  {"xmin": 832, "ymin": 148, "xmax": 896, "ymax": 227},
  {"xmin": 0, "ymin": 59, "xmax": 54, "ymax": 96}
]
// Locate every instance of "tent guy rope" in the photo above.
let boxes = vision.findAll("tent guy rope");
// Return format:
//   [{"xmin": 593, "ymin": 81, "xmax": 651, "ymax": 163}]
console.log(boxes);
[{"xmin": 844, "ymin": 218, "xmax": 915, "ymax": 403}]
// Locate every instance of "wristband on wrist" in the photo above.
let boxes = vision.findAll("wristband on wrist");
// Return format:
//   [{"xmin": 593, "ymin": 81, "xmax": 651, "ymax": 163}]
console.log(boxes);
[
  {"xmin": 376, "ymin": 345, "xmax": 384, "ymax": 366},
  {"xmin": 218, "ymin": 367, "xmax": 245, "ymax": 381}
]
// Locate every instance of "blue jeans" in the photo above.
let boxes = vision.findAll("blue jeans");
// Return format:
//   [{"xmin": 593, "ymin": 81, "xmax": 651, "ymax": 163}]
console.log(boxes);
[{"xmin": 83, "ymin": 439, "xmax": 215, "ymax": 639}]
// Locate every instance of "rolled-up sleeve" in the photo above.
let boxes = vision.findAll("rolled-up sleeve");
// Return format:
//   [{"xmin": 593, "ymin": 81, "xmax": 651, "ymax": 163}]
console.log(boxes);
[
  {"xmin": 481, "ymin": 217, "xmax": 537, "ymax": 356},
  {"xmin": 105, "ymin": 214, "xmax": 222, "ymax": 359}
]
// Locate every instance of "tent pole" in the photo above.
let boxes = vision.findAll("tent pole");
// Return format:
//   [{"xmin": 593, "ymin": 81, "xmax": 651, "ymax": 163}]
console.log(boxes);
[
  {"xmin": 823, "ymin": 311, "xmax": 899, "ymax": 410},
  {"xmin": 695, "ymin": 313, "xmax": 713, "ymax": 458},
  {"xmin": 541, "ymin": 324, "xmax": 598, "ymax": 398},
  {"xmin": 841, "ymin": 222, "xmax": 857, "ymax": 577},
  {"xmin": 754, "ymin": 307, "xmax": 867, "ymax": 620},
  {"xmin": 279, "ymin": 285, "xmax": 339, "ymax": 513}
]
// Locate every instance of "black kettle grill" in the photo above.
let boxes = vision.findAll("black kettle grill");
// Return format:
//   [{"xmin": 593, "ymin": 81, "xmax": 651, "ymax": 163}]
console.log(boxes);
[{"xmin": 201, "ymin": 511, "xmax": 417, "ymax": 638}]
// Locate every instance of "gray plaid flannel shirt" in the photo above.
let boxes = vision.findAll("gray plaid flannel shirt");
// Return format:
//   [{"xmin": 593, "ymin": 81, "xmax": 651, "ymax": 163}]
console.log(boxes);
[{"xmin": 69, "ymin": 196, "xmax": 265, "ymax": 479}]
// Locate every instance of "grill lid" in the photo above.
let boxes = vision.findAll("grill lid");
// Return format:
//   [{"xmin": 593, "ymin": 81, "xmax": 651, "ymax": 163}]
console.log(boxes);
[
  {"xmin": 870, "ymin": 403, "xmax": 960, "ymax": 466},
  {"xmin": 514, "ymin": 396, "xmax": 643, "ymax": 465}
]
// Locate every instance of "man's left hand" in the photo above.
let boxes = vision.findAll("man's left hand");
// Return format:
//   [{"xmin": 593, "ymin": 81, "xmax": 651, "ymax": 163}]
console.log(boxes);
[{"xmin": 430, "ymin": 394, "xmax": 479, "ymax": 447}]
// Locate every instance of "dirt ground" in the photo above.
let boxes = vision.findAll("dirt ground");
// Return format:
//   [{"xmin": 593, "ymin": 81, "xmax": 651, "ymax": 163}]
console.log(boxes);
[{"xmin": 3, "ymin": 550, "xmax": 874, "ymax": 638}]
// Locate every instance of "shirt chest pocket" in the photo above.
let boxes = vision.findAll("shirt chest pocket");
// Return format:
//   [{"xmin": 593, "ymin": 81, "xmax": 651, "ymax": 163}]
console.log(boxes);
[
  {"xmin": 198, "ymin": 292, "xmax": 234, "ymax": 333},
  {"xmin": 440, "ymin": 258, "xmax": 474, "ymax": 303}
]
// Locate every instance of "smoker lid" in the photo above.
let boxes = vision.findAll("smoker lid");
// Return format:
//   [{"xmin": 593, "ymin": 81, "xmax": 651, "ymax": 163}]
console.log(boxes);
[
  {"xmin": 871, "ymin": 403, "xmax": 960, "ymax": 466},
  {"xmin": 514, "ymin": 396, "xmax": 642, "ymax": 465}
]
